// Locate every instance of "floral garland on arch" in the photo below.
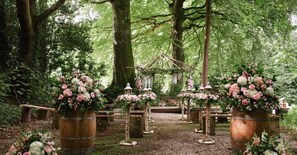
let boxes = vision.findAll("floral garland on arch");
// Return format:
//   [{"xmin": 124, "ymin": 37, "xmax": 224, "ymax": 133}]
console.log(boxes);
[
  {"xmin": 6, "ymin": 130, "xmax": 56, "ymax": 155},
  {"xmin": 222, "ymin": 64, "xmax": 279, "ymax": 111}
]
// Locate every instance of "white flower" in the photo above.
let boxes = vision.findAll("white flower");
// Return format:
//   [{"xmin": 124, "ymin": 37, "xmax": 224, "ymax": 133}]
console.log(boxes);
[
  {"xmin": 237, "ymin": 76, "xmax": 247, "ymax": 86},
  {"xmin": 71, "ymin": 78, "xmax": 79, "ymax": 84},
  {"xmin": 78, "ymin": 86, "xmax": 87, "ymax": 93},
  {"xmin": 29, "ymin": 141, "xmax": 44, "ymax": 155},
  {"xmin": 266, "ymin": 87, "xmax": 274, "ymax": 96},
  {"xmin": 82, "ymin": 92, "xmax": 91, "ymax": 101},
  {"xmin": 263, "ymin": 150, "xmax": 278, "ymax": 155}
]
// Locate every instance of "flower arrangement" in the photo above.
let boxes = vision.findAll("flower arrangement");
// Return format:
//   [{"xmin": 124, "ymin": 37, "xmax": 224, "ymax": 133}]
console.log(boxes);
[
  {"xmin": 192, "ymin": 92, "xmax": 219, "ymax": 104},
  {"xmin": 243, "ymin": 131, "xmax": 289, "ymax": 155},
  {"xmin": 53, "ymin": 69, "xmax": 107, "ymax": 114},
  {"xmin": 222, "ymin": 64, "xmax": 279, "ymax": 111},
  {"xmin": 115, "ymin": 83, "xmax": 139, "ymax": 108},
  {"xmin": 138, "ymin": 88, "xmax": 157, "ymax": 105},
  {"xmin": 6, "ymin": 130, "xmax": 56, "ymax": 155}
]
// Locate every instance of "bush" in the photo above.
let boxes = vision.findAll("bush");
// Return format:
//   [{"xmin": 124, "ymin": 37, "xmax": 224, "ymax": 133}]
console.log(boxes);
[
  {"xmin": 0, "ymin": 103, "xmax": 21, "ymax": 126},
  {"xmin": 281, "ymin": 107, "xmax": 297, "ymax": 129}
]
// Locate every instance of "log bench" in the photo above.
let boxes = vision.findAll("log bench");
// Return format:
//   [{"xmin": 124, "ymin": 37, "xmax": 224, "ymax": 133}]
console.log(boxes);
[{"xmin": 20, "ymin": 104, "xmax": 55, "ymax": 123}]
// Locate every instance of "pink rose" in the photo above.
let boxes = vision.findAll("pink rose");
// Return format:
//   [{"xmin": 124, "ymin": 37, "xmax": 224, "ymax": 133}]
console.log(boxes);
[
  {"xmin": 253, "ymin": 93, "xmax": 261, "ymax": 100},
  {"xmin": 76, "ymin": 94, "xmax": 83, "ymax": 102},
  {"xmin": 242, "ymin": 99, "xmax": 249, "ymax": 106},
  {"xmin": 63, "ymin": 89, "xmax": 72, "ymax": 97},
  {"xmin": 91, "ymin": 92, "xmax": 96, "ymax": 98},
  {"xmin": 23, "ymin": 152, "xmax": 31, "ymax": 155},
  {"xmin": 78, "ymin": 81, "xmax": 84, "ymax": 87},
  {"xmin": 254, "ymin": 77, "xmax": 264, "ymax": 85},
  {"xmin": 261, "ymin": 85, "xmax": 266, "ymax": 90},
  {"xmin": 61, "ymin": 84, "xmax": 68, "ymax": 89},
  {"xmin": 58, "ymin": 94, "xmax": 64, "ymax": 100},
  {"xmin": 241, "ymin": 87, "xmax": 247, "ymax": 92},
  {"xmin": 249, "ymin": 84, "xmax": 255, "ymax": 90}
]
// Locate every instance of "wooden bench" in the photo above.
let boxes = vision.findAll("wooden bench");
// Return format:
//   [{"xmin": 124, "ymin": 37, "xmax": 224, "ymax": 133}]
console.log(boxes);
[
  {"xmin": 20, "ymin": 104, "xmax": 55, "ymax": 123},
  {"xmin": 149, "ymin": 106, "xmax": 181, "ymax": 113}
]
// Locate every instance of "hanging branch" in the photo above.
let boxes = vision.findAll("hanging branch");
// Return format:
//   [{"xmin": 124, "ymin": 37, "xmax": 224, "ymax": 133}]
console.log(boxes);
[{"xmin": 36, "ymin": 0, "xmax": 66, "ymax": 23}]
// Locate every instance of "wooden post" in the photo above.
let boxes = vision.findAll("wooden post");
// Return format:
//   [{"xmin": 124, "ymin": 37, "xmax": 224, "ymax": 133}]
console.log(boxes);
[
  {"xmin": 125, "ymin": 103, "xmax": 131, "ymax": 142},
  {"xmin": 21, "ymin": 107, "xmax": 31, "ymax": 123},
  {"xmin": 144, "ymin": 102, "xmax": 149, "ymax": 131},
  {"xmin": 187, "ymin": 98, "xmax": 191, "ymax": 122},
  {"xmin": 181, "ymin": 98, "xmax": 185, "ymax": 120},
  {"xmin": 198, "ymin": 107, "xmax": 203, "ymax": 130}
]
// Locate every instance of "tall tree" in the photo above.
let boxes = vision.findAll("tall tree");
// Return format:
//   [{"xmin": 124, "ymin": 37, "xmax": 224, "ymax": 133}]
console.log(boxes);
[
  {"xmin": 0, "ymin": 0, "xmax": 10, "ymax": 72},
  {"xmin": 111, "ymin": 0, "xmax": 136, "ymax": 88},
  {"xmin": 16, "ymin": 0, "xmax": 65, "ymax": 67}
]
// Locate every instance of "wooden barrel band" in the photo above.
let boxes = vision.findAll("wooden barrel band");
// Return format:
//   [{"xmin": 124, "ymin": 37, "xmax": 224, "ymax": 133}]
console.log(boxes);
[
  {"xmin": 232, "ymin": 116, "xmax": 270, "ymax": 121},
  {"xmin": 61, "ymin": 117, "xmax": 95, "ymax": 120},
  {"xmin": 60, "ymin": 136, "xmax": 95, "ymax": 140}
]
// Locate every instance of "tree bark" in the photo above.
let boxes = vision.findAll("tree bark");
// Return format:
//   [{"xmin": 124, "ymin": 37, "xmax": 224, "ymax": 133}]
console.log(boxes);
[
  {"xmin": 170, "ymin": 0, "xmax": 185, "ymax": 92},
  {"xmin": 16, "ymin": 0, "xmax": 65, "ymax": 67},
  {"xmin": 111, "ymin": 0, "xmax": 136, "ymax": 89},
  {"xmin": 0, "ymin": 0, "xmax": 10, "ymax": 72},
  {"xmin": 202, "ymin": 0, "xmax": 212, "ymax": 87},
  {"xmin": 171, "ymin": 0, "xmax": 185, "ymax": 64},
  {"xmin": 16, "ymin": 0, "xmax": 35, "ymax": 67}
]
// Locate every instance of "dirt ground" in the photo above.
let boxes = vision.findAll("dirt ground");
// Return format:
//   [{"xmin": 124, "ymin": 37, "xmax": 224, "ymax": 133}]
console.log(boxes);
[{"xmin": 1, "ymin": 113, "xmax": 297, "ymax": 155}]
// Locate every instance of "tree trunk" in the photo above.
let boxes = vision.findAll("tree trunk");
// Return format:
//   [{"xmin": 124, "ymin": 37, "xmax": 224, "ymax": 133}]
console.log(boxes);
[
  {"xmin": 0, "ymin": 0, "xmax": 10, "ymax": 72},
  {"xmin": 202, "ymin": 0, "xmax": 212, "ymax": 87},
  {"xmin": 170, "ymin": 0, "xmax": 185, "ymax": 91},
  {"xmin": 16, "ymin": 0, "xmax": 35, "ymax": 67},
  {"xmin": 111, "ymin": 0, "xmax": 136, "ymax": 89}
]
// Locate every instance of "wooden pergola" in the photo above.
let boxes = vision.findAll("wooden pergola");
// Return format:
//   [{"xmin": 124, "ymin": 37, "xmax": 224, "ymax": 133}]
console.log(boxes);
[{"xmin": 135, "ymin": 53, "xmax": 195, "ymax": 89}]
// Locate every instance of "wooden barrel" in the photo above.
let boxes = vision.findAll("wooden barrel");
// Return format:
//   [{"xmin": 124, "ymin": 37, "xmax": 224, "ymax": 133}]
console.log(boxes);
[
  {"xmin": 230, "ymin": 109, "xmax": 271, "ymax": 152},
  {"xmin": 59, "ymin": 110, "xmax": 96, "ymax": 155}
]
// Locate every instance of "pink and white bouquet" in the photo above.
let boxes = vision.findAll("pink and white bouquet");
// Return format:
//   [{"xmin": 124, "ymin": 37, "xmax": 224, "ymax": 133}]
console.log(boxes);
[
  {"xmin": 54, "ymin": 70, "xmax": 107, "ymax": 114},
  {"xmin": 6, "ymin": 131, "xmax": 56, "ymax": 155},
  {"xmin": 222, "ymin": 64, "xmax": 279, "ymax": 111},
  {"xmin": 192, "ymin": 93, "xmax": 219, "ymax": 103}
]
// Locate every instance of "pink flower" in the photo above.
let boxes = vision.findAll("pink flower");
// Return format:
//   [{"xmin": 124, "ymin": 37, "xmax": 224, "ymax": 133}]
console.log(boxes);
[
  {"xmin": 249, "ymin": 84, "xmax": 255, "ymax": 90},
  {"xmin": 241, "ymin": 87, "xmax": 247, "ymax": 92},
  {"xmin": 44, "ymin": 146, "xmax": 54, "ymax": 154},
  {"xmin": 253, "ymin": 93, "xmax": 261, "ymax": 100},
  {"xmin": 241, "ymin": 71, "xmax": 249, "ymax": 78},
  {"xmin": 78, "ymin": 81, "xmax": 84, "ymax": 87},
  {"xmin": 252, "ymin": 137, "xmax": 261, "ymax": 146},
  {"xmin": 261, "ymin": 85, "xmax": 266, "ymax": 90},
  {"xmin": 91, "ymin": 92, "xmax": 96, "ymax": 98},
  {"xmin": 58, "ymin": 94, "xmax": 64, "ymax": 100},
  {"xmin": 254, "ymin": 77, "xmax": 264, "ymax": 85},
  {"xmin": 76, "ymin": 94, "xmax": 83, "ymax": 102},
  {"xmin": 242, "ymin": 99, "xmax": 249, "ymax": 106},
  {"xmin": 61, "ymin": 84, "xmax": 68, "ymax": 90},
  {"xmin": 6, "ymin": 144, "xmax": 19, "ymax": 155},
  {"xmin": 63, "ymin": 89, "xmax": 72, "ymax": 97},
  {"xmin": 59, "ymin": 76, "xmax": 65, "ymax": 82},
  {"xmin": 23, "ymin": 152, "xmax": 31, "ymax": 155},
  {"xmin": 225, "ymin": 84, "xmax": 231, "ymax": 89}
]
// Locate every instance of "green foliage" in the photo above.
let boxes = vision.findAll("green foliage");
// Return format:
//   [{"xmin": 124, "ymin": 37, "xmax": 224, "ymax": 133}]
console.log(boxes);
[
  {"xmin": 8, "ymin": 65, "xmax": 53, "ymax": 105},
  {"xmin": 244, "ymin": 131, "xmax": 289, "ymax": 155},
  {"xmin": 0, "ymin": 73, "xmax": 10, "ymax": 103},
  {"xmin": 282, "ymin": 107, "xmax": 297, "ymax": 129},
  {"xmin": 169, "ymin": 84, "xmax": 182, "ymax": 97},
  {"xmin": 0, "ymin": 103, "xmax": 20, "ymax": 126}
]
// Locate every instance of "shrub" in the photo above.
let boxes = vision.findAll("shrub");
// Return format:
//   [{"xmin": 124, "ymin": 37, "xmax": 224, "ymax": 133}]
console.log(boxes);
[
  {"xmin": 281, "ymin": 107, "xmax": 297, "ymax": 129},
  {"xmin": 0, "ymin": 103, "xmax": 21, "ymax": 126}
]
